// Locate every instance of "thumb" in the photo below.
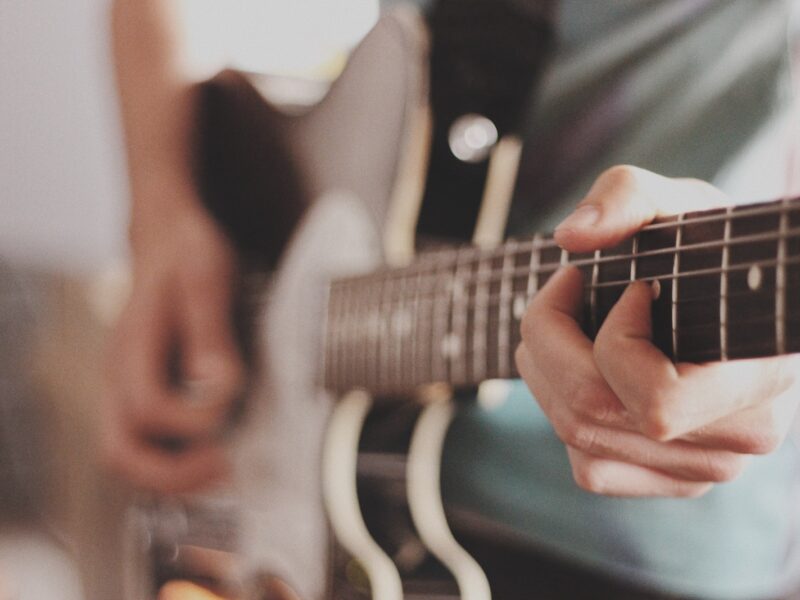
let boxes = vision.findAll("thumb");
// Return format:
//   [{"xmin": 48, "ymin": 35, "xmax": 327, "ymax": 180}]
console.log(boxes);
[{"xmin": 554, "ymin": 165, "xmax": 730, "ymax": 253}]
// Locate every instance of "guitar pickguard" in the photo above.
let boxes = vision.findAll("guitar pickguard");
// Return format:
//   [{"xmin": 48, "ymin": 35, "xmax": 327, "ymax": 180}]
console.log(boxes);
[{"xmin": 234, "ymin": 192, "xmax": 383, "ymax": 600}]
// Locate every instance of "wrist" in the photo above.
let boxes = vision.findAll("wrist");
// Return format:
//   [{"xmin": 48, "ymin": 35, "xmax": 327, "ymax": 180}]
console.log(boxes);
[{"xmin": 128, "ymin": 173, "xmax": 203, "ymax": 250}]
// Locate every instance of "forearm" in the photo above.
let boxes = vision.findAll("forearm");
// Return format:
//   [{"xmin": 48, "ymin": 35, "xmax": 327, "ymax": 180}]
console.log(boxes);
[{"xmin": 111, "ymin": 0, "xmax": 200, "ymax": 245}]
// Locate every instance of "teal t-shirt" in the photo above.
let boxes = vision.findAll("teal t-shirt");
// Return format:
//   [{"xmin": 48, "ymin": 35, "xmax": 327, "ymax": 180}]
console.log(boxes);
[
  {"xmin": 442, "ymin": 382, "xmax": 800, "ymax": 599},
  {"xmin": 442, "ymin": 1, "xmax": 800, "ymax": 598}
]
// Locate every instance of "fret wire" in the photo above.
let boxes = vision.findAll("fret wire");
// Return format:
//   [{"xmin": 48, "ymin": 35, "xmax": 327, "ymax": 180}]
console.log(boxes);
[
  {"xmin": 450, "ymin": 249, "xmax": 471, "ymax": 385},
  {"xmin": 357, "ymin": 280, "xmax": 371, "ymax": 389},
  {"xmin": 324, "ymin": 200, "xmax": 800, "ymax": 293},
  {"xmin": 586, "ymin": 255, "xmax": 800, "ymax": 289},
  {"xmin": 345, "ymin": 282, "xmax": 354, "ymax": 389},
  {"xmin": 396, "ymin": 281, "xmax": 789, "ymax": 316},
  {"xmin": 472, "ymin": 251, "xmax": 491, "ymax": 382},
  {"xmin": 377, "ymin": 307, "xmax": 800, "ymax": 342},
  {"xmin": 325, "ymin": 283, "xmax": 337, "ymax": 389},
  {"xmin": 672, "ymin": 286, "xmax": 783, "ymax": 304},
  {"xmin": 672, "ymin": 214, "xmax": 684, "ymax": 360},
  {"xmin": 394, "ymin": 268, "xmax": 407, "ymax": 390},
  {"xmin": 501, "ymin": 200, "xmax": 800, "ymax": 255},
  {"xmin": 640, "ymin": 201, "xmax": 799, "ymax": 233},
  {"xmin": 673, "ymin": 313, "xmax": 800, "ymax": 335},
  {"xmin": 540, "ymin": 227, "xmax": 800, "ymax": 274},
  {"xmin": 497, "ymin": 240, "xmax": 517, "ymax": 378},
  {"xmin": 335, "ymin": 283, "xmax": 346, "ymax": 390},
  {"xmin": 777, "ymin": 198, "xmax": 789, "ymax": 354},
  {"xmin": 590, "ymin": 249, "xmax": 600, "ymax": 336},
  {"xmin": 425, "ymin": 267, "xmax": 439, "ymax": 383},
  {"xmin": 432, "ymin": 250, "xmax": 454, "ymax": 383},
  {"xmin": 372, "ymin": 256, "xmax": 800, "ymax": 310},
  {"xmin": 409, "ymin": 267, "xmax": 424, "ymax": 388},
  {"xmin": 720, "ymin": 208, "xmax": 732, "ymax": 360},
  {"xmin": 328, "ymin": 227, "xmax": 800, "ymax": 296},
  {"xmin": 510, "ymin": 198, "xmax": 800, "ymax": 249},
  {"xmin": 378, "ymin": 273, "xmax": 393, "ymax": 390},
  {"xmin": 560, "ymin": 247, "xmax": 569, "ymax": 266},
  {"xmin": 527, "ymin": 234, "xmax": 543, "ymax": 301},
  {"xmin": 341, "ymin": 280, "xmax": 353, "ymax": 390},
  {"xmin": 350, "ymin": 281, "xmax": 361, "ymax": 388},
  {"xmin": 687, "ymin": 336, "xmax": 800, "ymax": 363},
  {"xmin": 351, "ymin": 281, "xmax": 364, "ymax": 388},
  {"xmin": 630, "ymin": 233, "xmax": 639, "ymax": 281},
  {"xmin": 489, "ymin": 201, "xmax": 800, "ymax": 256},
  {"xmin": 367, "ymin": 280, "xmax": 380, "ymax": 390},
  {"xmin": 324, "ymin": 200, "xmax": 800, "ymax": 390},
  {"xmin": 328, "ymin": 255, "xmax": 797, "ymax": 349}
]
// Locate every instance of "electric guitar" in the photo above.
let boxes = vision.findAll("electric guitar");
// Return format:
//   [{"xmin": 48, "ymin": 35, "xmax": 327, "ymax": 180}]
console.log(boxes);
[{"xmin": 124, "ymin": 6, "xmax": 800, "ymax": 600}]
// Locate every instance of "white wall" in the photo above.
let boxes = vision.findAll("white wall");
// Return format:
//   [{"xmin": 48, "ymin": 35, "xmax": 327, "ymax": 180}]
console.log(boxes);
[
  {"xmin": 0, "ymin": 0, "xmax": 379, "ymax": 275},
  {"xmin": 0, "ymin": 0, "xmax": 129, "ymax": 273}
]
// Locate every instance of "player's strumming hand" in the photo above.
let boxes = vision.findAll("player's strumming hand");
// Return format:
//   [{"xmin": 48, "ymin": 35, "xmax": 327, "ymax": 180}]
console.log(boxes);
[
  {"xmin": 515, "ymin": 165, "xmax": 800, "ymax": 497},
  {"xmin": 103, "ymin": 178, "xmax": 245, "ymax": 494}
]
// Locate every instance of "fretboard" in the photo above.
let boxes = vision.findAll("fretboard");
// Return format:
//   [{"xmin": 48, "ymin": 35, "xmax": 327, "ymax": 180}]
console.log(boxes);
[{"xmin": 324, "ymin": 197, "xmax": 800, "ymax": 395}]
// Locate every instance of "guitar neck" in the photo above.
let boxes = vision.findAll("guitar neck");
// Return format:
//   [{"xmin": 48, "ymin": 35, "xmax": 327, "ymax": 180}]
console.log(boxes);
[{"xmin": 325, "ymin": 196, "xmax": 800, "ymax": 396}]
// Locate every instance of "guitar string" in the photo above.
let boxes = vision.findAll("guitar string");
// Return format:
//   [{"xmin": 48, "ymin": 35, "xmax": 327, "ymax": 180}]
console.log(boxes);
[
  {"xmin": 329, "ymin": 284, "xmax": 798, "ymax": 360},
  {"xmin": 330, "ymin": 276, "xmax": 800, "ymax": 390},
  {"xmin": 329, "ymin": 270, "xmax": 798, "ymax": 380},
  {"xmin": 333, "ymin": 305, "xmax": 800, "ymax": 382},
  {"xmin": 324, "ymin": 202, "xmax": 800, "ymax": 290},
  {"xmin": 359, "ymin": 200, "xmax": 800, "ymax": 274},
  {"xmin": 330, "ymin": 283, "xmax": 798, "ymax": 334},
  {"xmin": 331, "ymin": 265, "xmax": 799, "ymax": 388},
  {"xmin": 328, "ymin": 227, "xmax": 800, "ymax": 297},
  {"xmin": 330, "ymin": 254, "xmax": 800, "ymax": 316}
]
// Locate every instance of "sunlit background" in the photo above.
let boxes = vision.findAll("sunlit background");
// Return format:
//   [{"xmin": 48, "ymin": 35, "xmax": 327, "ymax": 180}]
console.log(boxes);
[
  {"xmin": 0, "ymin": 0, "xmax": 379, "ymax": 274},
  {"xmin": 0, "ymin": 2, "xmax": 379, "ymax": 598}
]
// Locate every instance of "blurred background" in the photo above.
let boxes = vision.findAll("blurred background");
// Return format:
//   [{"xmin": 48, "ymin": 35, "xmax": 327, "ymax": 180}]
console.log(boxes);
[
  {"xmin": 0, "ymin": 1, "xmax": 378, "ymax": 597},
  {"xmin": 3, "ymin": 1, "xmax": 800, "ymax": 598}
]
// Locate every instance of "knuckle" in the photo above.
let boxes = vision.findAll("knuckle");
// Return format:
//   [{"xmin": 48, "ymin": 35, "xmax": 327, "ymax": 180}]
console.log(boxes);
[
  {"xmin": 569, "ymin": 382, "xmax": 612, "ymax": 421},
  {"xmin": 564, "ymin": 421, "xmax": 601, "ymax": 454},
  {"xmin": 638, "ymin": 405, "xmax": 675, "ymax": 442},
  {"xmin": 737, "ymin": 428, "xmax": 780, "ymax": 455},
  {"xmin": 700, "ymin": 453, "xmax": 746, "ymax": 483},
  {"xmin": 581, "ymin": 393, "xmax": 623, "ymax": 426},
  {"xmin": 597, "ymin": 164, "xmax": 639, "ymax": 192},
  {"xmin": 637, "ymin": 388, "xmax": 681, "ymax": 441},
  {"xmin": 571, "ymin": 459, "xmax": 608, "ymax": 494}
]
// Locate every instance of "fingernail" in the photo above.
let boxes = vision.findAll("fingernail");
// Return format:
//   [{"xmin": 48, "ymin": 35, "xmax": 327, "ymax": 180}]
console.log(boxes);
[{"xmin": 556, "ymin": 205, "xmax": 601, "ymax": 232}]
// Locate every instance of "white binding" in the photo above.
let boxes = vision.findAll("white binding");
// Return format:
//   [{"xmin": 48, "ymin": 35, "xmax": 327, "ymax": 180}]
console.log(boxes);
[
  {"xmin": 406, "ymin": 398, "xmax": 492, "ymax": 600},
  {"xmin": 322, "ymin": 390, "xmax": 404, "ymax": 600}
]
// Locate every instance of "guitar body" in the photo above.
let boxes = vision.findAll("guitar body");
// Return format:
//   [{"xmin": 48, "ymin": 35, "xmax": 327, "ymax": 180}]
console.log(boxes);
[
  {"xmin": 235, "ymin": 192, "xmax": 381, "ymax": 600},
  {"xmin": 123, "ymin": 7, "xmax": 477, "ymax": 600},
  {"xmin": 122, "ymin": 4, "xmax": 800, "ymax": 598}
]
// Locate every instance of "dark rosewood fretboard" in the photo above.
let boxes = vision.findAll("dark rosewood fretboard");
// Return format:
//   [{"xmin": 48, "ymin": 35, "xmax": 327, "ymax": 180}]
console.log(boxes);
[{"xmin": 325, "ymin": 197, "xmax": 800, "ymax": 395}]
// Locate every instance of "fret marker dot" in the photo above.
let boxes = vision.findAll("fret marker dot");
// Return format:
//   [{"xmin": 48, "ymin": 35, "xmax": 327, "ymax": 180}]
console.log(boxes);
[
  {"xmin": 392, "ymin": 310, "xmax": 412, "ymax": 336},
  {"xmin": 441, "ymin": 333, "xmax": 461, "ymax": 358},
  {"xmin": 651, "ymin": 280, "xmax": 661, "ymax": 301},
  {"xmin": 513, "ymin": 295, "xmax": 527, "ymax": 320},
  {"xmin": 747, "ymin": 265, "xmax": 762, "ymax": 291},
  {"xmin": 452, "ymin": 280, "xmax": 465, "ymax": 298}
]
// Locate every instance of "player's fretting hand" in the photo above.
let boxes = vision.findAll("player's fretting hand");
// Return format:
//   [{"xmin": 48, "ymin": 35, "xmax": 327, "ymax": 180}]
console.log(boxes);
[
  {"xmin": 103, "ymin": 183, "xmax": 245, "ymax": 494},
  {"xmin": 515, "ymin": 165, "xmax": 800, "ymax": 497}
]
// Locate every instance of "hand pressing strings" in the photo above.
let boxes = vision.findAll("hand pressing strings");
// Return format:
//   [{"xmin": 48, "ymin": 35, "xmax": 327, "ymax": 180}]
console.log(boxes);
[{"xmin": 515, "ymin": 165, "xmax": 800, "ymax": 497}]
